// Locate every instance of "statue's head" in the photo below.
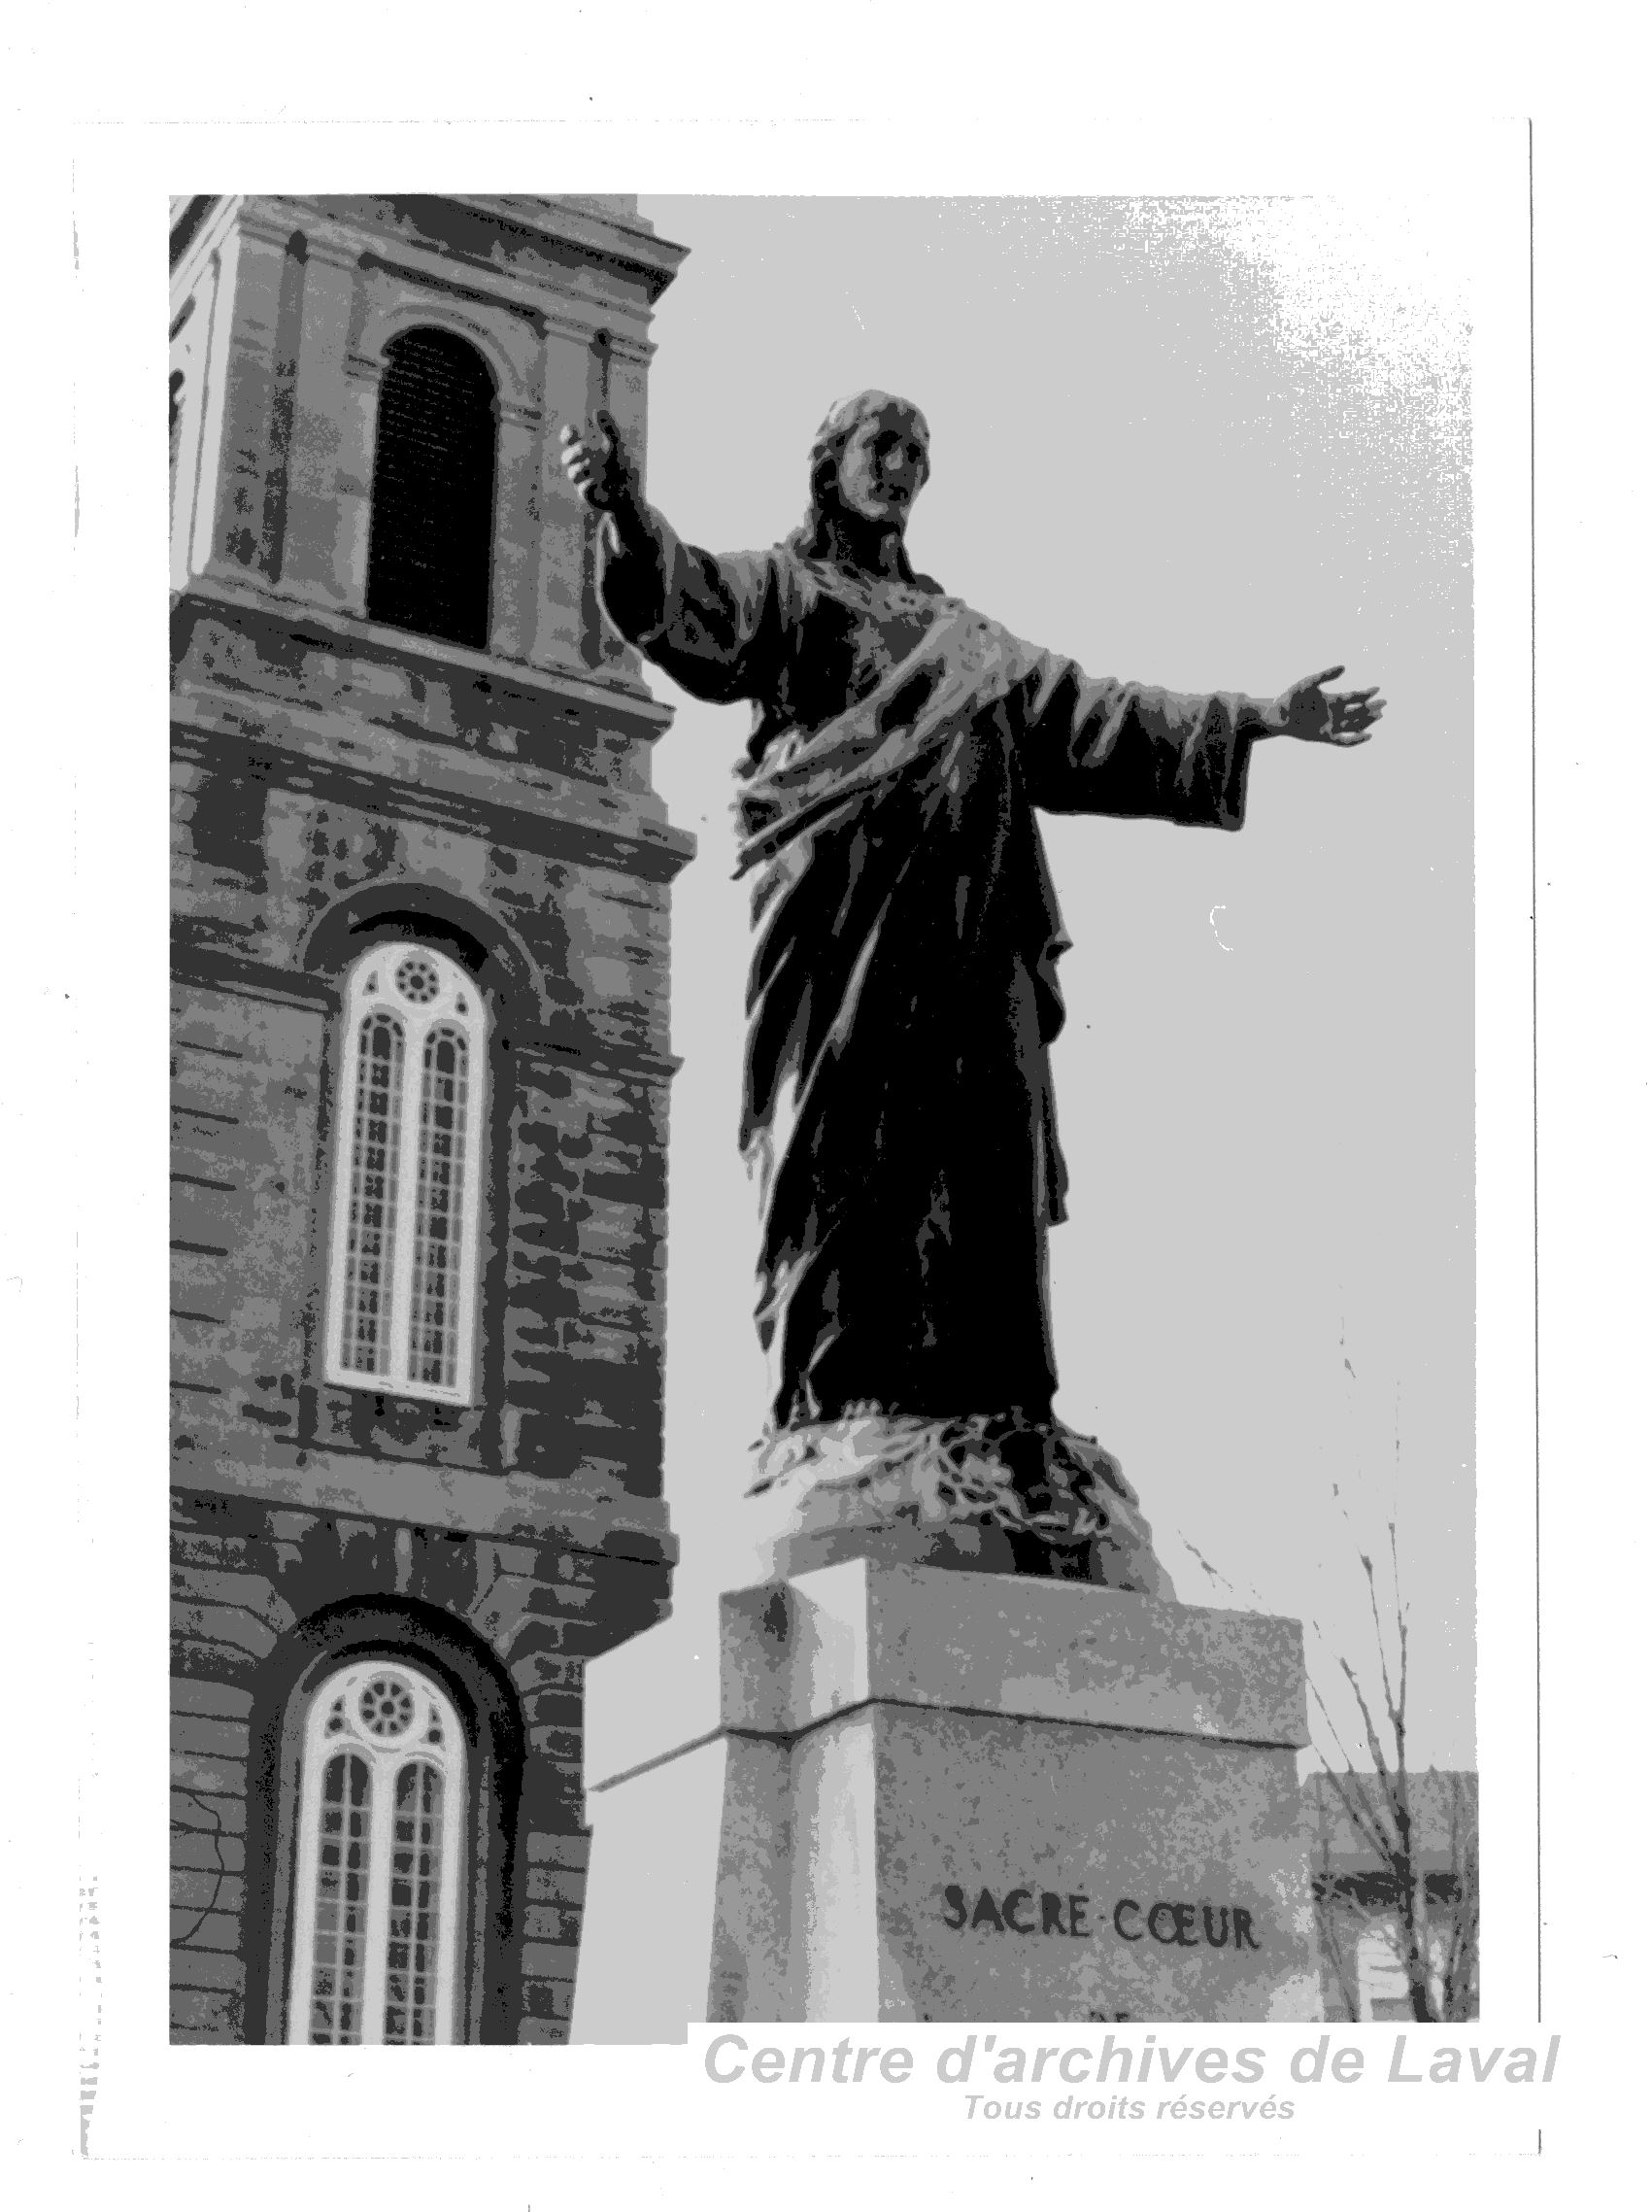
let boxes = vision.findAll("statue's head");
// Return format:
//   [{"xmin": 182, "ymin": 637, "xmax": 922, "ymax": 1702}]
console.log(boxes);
[{"xmin": 791, "ymin": 390, "xmax": 930, "ymax": 557}]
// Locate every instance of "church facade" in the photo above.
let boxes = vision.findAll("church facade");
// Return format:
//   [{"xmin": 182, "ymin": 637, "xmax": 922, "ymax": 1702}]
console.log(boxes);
[{"xmin": 168, "ymin": 194, "xmax": 691, "ymax": 2044}]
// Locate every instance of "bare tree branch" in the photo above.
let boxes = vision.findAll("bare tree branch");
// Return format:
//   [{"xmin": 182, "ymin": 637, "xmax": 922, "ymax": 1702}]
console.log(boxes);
[
  {"xmin": 1361, "ymin": 1545, "xmax": 1401, "ymax": 1744},
  {"xmin": 1306, "ymin": 1454, "xmax": 1475, "ymax": 2023},
  {"xmin": 1312, "ymin": 1832, "xmax": 1364, "ymax": 2022}
]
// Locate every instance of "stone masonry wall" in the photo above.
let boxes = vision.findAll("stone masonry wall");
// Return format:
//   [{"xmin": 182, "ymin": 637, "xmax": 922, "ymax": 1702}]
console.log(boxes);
[
  {"xmin": 171, "ymin": 1489, "xmax": 668, "ymax": 2042},
  {"xmin": 169, "ymin": 587, "xmax": 689, "ymax": 1501},
  {"xmin": 169, "ymin": 600, "xmax": 691, "ymax": 2041},
  {"xmin": 169, "ymin": 972, "xmax": 672, "ymax": 1497},
  {"xmin": 169, "ymin": 189, "xmax": 692, "ymax": 2046}
]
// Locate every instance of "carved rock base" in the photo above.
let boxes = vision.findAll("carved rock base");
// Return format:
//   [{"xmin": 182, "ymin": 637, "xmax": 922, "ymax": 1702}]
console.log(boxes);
[{"xmin": 736, "ymin": 1410, "xmax": 1172, "ymax": 1595}]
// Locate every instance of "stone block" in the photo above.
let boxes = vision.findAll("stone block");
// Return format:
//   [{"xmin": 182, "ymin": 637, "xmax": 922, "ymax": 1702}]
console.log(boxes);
[
  {"xmin": 169, "ymin": 1948, "xmax": 246, "ymax": 1993},
  {"xmin": 170, "ymin": 1715, "xmax": 252, "ymax": 1760},
  {"xmin": 525, "ymin": 1830, "xmax": 590, "ymax": 1871},
  {"xmin": 171, "ymin": 1789, "xmax": 248, "ymax": 1839},
  {"xmin": 170, "ymin": 1989, "xmax": 241, "ymax": 2039},
  {"xmin": 520, "ymin": 1948, "xmax": 577, "ymax": 1994},
  {"xmin": 523, "ymin": 1904, "xmax": 582, "ymax": 1946},
  {"xmin": 524, "ymin": 1990, "xmax": 579, "ymax": 2036},
  {"xmin": 171, "ymin": 1830, "xmax": 248, "ymax": 1876},
  {"xmin": 169, "ymin": 1751, "xmax": 249, "ymax": 1799},
  {"xmin": 169, "ymin": 1908, "xmax": 244, "ymax": 1954},
  {"xmin": 170, "ymin": 1678, "xmax": 255, "ymax": 1721},
  {"xmin": 573, "ymin": 1562, "xmax": 1319, "ymax": 2037},
  {"xmin": 171, "ymin": 1868, "xmax": 248, "ymax": 1916},
  {"xmin": 526, "ymin": 1865, "xmax": 586, "ymax": 1907}
]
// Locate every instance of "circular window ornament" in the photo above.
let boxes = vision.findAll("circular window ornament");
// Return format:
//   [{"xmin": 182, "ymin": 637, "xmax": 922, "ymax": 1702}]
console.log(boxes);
[
  {"xmin": 394, "ymin": 953, "xmax": 442, "ymax": 1004},
  {"xmin": 356, "ymin": 1673, "xmax": 418, "ymax": 1739}
]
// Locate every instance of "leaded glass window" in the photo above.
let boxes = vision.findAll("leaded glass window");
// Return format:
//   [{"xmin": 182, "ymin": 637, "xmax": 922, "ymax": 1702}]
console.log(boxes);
[
  {"xmin": 287, "ymin": 1663, "xmax": 465, "ymax": 2046},
  {"xmin": 306, "ymin": 1752, "xmax": 372, "ymax": 2043},
  {"xmin": 339, "ymin": 1012, "xmax": 405, "ymax": 1378},
  {"xmin": 324, "ymin": 944, "xmax": 486, "ymax": 1403},
  {"xmin": 410, "ymin": 1026, "xmax": 469, "ymax": 1390}
]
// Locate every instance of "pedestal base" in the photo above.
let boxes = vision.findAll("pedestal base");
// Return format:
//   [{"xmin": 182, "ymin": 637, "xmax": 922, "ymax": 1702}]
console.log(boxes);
[{"xmin": 572, "ymin": 1560, "xmax": 1322, "ymax": 2038}]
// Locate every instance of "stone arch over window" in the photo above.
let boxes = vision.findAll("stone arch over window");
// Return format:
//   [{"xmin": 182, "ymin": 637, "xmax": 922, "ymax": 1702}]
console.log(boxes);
[
  {"xmin": 298, "ymin": 882, "xmax": 542, "ymax": 1038},
  {"xmin": 365, "ymin": 326, "xmax": 498, "ymax": 650},
  {"xmin": 323, "ymin": 939, "xmax": 489, "ymax": 1403},
  {"xmin": 249, "ymin": 1600, "xmax": 527, "ymax": 2046},
  {"xmin": 356, "ymin": 296, "xmax": 532, "ymax": 416}
]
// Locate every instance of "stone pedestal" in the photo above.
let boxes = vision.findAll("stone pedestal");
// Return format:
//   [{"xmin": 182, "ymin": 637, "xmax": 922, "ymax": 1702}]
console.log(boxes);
[{"xmin": 571, "ymin": 1560, "xmax": 1321, "ymax": 2038}]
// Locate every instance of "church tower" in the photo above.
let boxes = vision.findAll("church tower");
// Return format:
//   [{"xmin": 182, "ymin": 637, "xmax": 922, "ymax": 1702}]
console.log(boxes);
[{"xmin": 168, "ymin": 195, "xmax": 690, "ymax": 2044}]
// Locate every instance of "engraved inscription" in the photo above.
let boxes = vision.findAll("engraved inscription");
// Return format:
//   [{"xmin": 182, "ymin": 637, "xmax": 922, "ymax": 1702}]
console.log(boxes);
[{"xmin": 939, "ymin": 1884, "xmax": 1262, "ymax": 1952}]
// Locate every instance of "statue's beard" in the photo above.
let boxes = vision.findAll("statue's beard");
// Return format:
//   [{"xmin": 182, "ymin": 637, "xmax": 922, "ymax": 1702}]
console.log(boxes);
[{"xmin": 815, "ymin": 503, "xmax": 913, "ymax": 580}]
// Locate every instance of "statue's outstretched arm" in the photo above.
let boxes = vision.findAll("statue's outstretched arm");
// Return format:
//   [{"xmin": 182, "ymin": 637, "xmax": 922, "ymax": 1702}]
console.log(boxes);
[
  {"xmin": 559, "ymin": 413, "xmax": 784, "ymax": 704},
  {"xmin": 559, "ymin": 410, "xmax": 654, "ymax": 555},
  {"xmin": 559, "ymin": 409, "xmax": 672, "ymax": 626},
  {"xmin": 1019, "ymin": 654, "xmax": 1262, "ymax": 829},
  {"xmin": 1265, "ymin": 665, "xmax": 1386, "ymax": 745},
  {"xmin": 1021, "ymin": 648, "xmax": 1384, "ymax": 828}
]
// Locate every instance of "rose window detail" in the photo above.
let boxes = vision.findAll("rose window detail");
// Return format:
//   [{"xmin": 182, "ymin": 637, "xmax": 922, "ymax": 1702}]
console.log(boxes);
[
  {"xmin": 356, "ymin": 1675, "xmax": 418, "ymax": 1739},
  {"xmin": 394, "ymin": 954, "xmax": 442, "ymax": 1004}
]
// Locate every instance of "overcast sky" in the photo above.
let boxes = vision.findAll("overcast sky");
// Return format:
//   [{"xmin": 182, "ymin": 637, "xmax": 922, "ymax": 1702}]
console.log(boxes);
[{"xmin": 619, "ymin": 195, "xmax": 1475, "ymax": 1772}]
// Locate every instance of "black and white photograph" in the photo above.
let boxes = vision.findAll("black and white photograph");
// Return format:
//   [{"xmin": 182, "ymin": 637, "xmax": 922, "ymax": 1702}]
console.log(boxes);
[
  {"xmin": 14, "ymin": 27, "xmax": 1639, "ymax": 2208},
  {"xmin": 157, "ymin": 183, "xmax": 1461, "ymax": 2050}
]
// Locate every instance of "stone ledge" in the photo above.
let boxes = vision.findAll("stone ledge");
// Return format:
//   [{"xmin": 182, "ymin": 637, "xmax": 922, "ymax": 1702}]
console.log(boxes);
[
  {"xmin": 173, "ymin": 574, "xmax": 674, "ymax": 734},
  {"xmin": 585, "ymin": 1559, "xmax": 1308, "ymax": 1793},
  {"xmin": 450, "ymin": 196, "xmax": 690, "ymax": 296},
  {"xmin": 167, "ymin": 1446, "xmax": 676, "ymax": 1564},
  {"xmin": 170, "ymin": 698, "xmax": 692, "ymax": 887}
]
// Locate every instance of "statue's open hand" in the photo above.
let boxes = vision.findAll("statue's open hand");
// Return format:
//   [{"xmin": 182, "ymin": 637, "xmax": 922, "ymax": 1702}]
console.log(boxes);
[
  {"xmin": 1272, "ymin": 665, "xmax": 1386, "ymax": 746},
  {"xmin": 558, "ymin": 410, "xmax": 640, "ymax": 519}
]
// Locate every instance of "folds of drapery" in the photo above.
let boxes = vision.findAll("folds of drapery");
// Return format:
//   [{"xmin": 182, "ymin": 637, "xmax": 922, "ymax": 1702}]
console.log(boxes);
[{"xmin": 600, "ymin": 517, "xmax": 1261, "ymax": 1429}]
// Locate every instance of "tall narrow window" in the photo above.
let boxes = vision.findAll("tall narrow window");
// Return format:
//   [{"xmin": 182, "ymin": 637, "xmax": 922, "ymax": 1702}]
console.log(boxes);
[
  {"xmin": 287, "ymin": 1662, "xmax": 466, "ymax": 2046},
  {"xmin": 325, "ymin": 943, "xmax": 487, "ymax": 1403},
  {"xmin": 364, "ymin": 327, "xmax": 497, "ymax": 651}
]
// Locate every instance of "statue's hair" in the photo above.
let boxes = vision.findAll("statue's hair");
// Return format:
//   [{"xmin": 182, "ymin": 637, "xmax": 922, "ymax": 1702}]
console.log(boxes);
[{"xmin": 784, "ymin": 389, "xmax": 930, "ymax": 562}]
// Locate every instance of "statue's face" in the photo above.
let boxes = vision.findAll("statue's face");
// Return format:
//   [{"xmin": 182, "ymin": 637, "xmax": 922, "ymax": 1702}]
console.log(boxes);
[{"xmin": 835, "ymin": 402, "xmax": 930, "ymax": 528}]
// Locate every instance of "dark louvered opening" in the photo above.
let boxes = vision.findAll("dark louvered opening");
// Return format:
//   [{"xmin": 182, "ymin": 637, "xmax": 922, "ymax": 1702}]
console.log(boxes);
[{"xmin": 365, "ymin": 329, "xmax": 497, "ymax": 652}]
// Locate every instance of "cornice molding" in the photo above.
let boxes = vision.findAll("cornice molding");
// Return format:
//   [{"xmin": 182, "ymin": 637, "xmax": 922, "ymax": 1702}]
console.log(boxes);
[
  {"xmin": 170, "ymin": 944, "xmax": 339, "ymax": 1014},
  {"xmin": 169, "ymin": 704, "xmax": 695, "ymax": 887},
  {"xmin": 171, "ymin": 193, "xmax": 689, "ymax": 325},
  {"xmin": 172, "ymin": 576, "xmax": 672, "ymax": 733},
  {"xmin": 265, "ymin": 195, "xmax": 679, "ymax": 336},
  {"xmin": 450, "ymin": 194, "xmax": 690, "ymax": 300},
  {"xmin": 169, "ymin": 1454, "xmax": 677, "ymax": 1564},
  {"xmin": 355, "ymin": 245, "xmax": 553, "ymax": 337}
]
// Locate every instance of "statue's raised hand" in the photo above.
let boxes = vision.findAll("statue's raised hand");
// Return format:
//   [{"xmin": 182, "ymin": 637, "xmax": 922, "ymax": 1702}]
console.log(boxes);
[
  {"xmin": 558, "ymin": 410, "xmax": 643, "ymax": 527},
  {"xmin": 1270, "ymin": 664, "xmax": 1386, "ymax": 746}
]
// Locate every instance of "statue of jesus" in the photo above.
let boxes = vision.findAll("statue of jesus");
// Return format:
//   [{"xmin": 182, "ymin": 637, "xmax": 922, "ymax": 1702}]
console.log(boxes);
[{"xmin": 560, "ymin": 391, "xmax": 1384, "ymax": 1589}]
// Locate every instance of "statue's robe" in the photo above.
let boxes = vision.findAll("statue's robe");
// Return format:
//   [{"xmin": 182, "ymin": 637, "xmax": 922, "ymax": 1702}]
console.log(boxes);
[{"xmin": 601, "ymin": 522, "xmax": 1264, "ymax": 1433}]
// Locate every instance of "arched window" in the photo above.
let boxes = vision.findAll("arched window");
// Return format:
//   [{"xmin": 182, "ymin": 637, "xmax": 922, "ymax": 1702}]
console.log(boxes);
[
  {"xmin": 324, "ymin": 942, "xmax": 487, "ymax": 1404},
  {"xmin": 364, "ymin": 327, "xmax": 497, "ymax": 651},
  {"xmin": 286, "ymin": 1661, "xmax": 465, "ymax": 2045}
]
